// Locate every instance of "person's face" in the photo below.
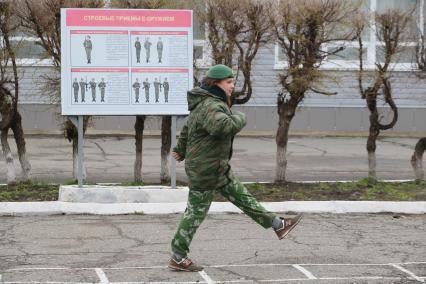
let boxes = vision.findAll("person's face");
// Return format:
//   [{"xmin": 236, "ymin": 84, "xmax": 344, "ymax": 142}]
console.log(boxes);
[{"xmin": 216, "ymin": 78, "xmax": 234, "ymax": 97}]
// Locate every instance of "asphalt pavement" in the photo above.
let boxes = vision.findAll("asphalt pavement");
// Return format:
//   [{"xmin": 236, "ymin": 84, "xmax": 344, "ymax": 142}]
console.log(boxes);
[
  {"xmin": 0, "ymin": 213, "xmax": 425, "ymax": 283},
  {"xmin": 1, "ymin": 136, "xmax": 424, "ymax": 283}
]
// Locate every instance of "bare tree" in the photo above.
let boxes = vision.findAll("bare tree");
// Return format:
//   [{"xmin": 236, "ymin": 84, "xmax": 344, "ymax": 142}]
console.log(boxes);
[
  {"xmin": 111, "ymin": 0, "xmax": 186, "ymax": 183},
  {"xmin": 356, "ymin": 8, "xmax": 412, "ymax": 179},
  {"xmin": 0, "ymin": 0, "xmax": 31, "ymax": 185},
  {"xmin": 411, "ymin": 138, "xmax": 425, "ymax": 182},
  {"xmin": 119, "ymin": 0, "xmax": 270, "ymax": 183},
  {"xmin": 412, "ymin": 18, "xmax": 426, "ymax": 182},
  {"xmin": 16, "ymin": 0, "xmax": 104, "ymax": 181},
  {"xmin": 197, "ymin": 0, "xmax": 272, "ymax": 105},
  {"xmin": 111, "ymin": 0, "xmax": 181, "ymax": 8},
  {"xmin": 270, "ymin": 0, "xmax": 360, "ymax": 182}
]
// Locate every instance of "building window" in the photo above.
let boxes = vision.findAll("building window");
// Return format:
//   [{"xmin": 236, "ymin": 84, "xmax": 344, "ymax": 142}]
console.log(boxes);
[
  {"xmin": 1, "ymin": 36, "xmax": 52, "ymax": 66},
  {"xmin": 191, "ymin": 1, "xmax": 211, "ymax": 68},
  {"xmin": 275, "ymin": 0, "xmax": 423, "ymax": 71}
]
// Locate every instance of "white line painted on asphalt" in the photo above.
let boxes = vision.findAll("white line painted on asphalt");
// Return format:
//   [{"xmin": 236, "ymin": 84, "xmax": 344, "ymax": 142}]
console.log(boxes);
[
  {"xmin": 95, "ymin": 268, "xmax": 110, "ymax": 284},
  {"xmin": 5, "ymin": 267, "xmax": 76, "ymax": 271},
  {"xmin": 5, "ymin": 261, "xmax": 426, "ymax": 271},
  {"xmin": 292, "ymin": 264, "xmax": 317, "ymax": 279},
  {"xmin": 104, "ymin": 266, "xmax": 166, "ymax": 270},
  {"xmin": 401, "ymin": 262, "xmax": 426, "ymax": 265},
  {"xmin": 257, "ymin": 277, "xmax": 404, "ymax": 282},
  {"xmin": 3, "ymin": 282, "xmax": 93, "ymax": 284},
  {"xmin": 110, "ymin": 282, "xmax": 202, "ymax": 284},
  {"xmin": 391, "ymin": 264, "xmax": 425, "ymax": 283},
  {"xmin": 107, "ymin": 276, "xmax": 420, "ymax": 284},
  {"xmin": 3, "ymin": 262, "xmax": 426, "ymax": 284},
  {"xmin": 210, "ymin": 262, "xmax": 395, "ymax": 268},
  {"xmin": 0, "ymin": 277, "xmax": 418, "ymax": 284},
  {"xmin": 320, "ymin": 276, "xmax": 409, "ymax": 280},
  {"xmin": 198, "ymin": 270, "xmax": 215, "ymax": 284}
]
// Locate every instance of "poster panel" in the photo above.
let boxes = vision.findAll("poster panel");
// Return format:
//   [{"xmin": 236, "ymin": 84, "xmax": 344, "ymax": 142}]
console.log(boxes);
[{"xmin": 61, "ymin": 8, "xmax": 193, "ymax": 115}]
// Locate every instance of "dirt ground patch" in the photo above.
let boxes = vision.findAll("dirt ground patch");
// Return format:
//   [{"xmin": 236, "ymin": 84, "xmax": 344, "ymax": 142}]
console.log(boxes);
[
  {"xmin": 0, "ymin": 181, "xmax": 59, "ymax": 202},
  {"xmin": 214, "ymin": 179, "xmax": 426, "ymax": 202},
  {"xmin": 0, "ymin": 179, "xmax": 425, "ymax": 202}
]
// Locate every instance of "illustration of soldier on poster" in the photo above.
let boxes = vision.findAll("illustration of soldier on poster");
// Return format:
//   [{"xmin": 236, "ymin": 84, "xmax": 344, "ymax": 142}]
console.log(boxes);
[
  {"xmin": 130, "ymin": 70, "xmax": 184, "ymax": 105},
  {"xmin": 83, "ymin": 36, "xmax": 93, "ymax": 64}
]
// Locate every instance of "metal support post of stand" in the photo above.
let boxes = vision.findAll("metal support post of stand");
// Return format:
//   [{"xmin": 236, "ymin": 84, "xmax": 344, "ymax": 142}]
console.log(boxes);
[
  {"xmin": 69, "ymin": 115, "xmax": 84, "ymax": 188},
  {"xmin": 171, "ymin": 115, "xmax": 177, "ymax": 189}
]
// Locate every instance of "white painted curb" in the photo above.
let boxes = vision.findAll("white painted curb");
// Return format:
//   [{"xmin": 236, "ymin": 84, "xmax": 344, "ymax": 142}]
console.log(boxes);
[{"xmin": 0, "ymin": 201, "xmax": 425, "ymax": 216}]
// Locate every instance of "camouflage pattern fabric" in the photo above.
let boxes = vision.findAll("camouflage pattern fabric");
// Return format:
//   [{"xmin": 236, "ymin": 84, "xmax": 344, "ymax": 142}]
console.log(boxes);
[
  {"xmin": 173, "ymin": 87, "xmax": 246, "ymax": 191},
  {"xmin": 171, "ymin": 178, "xmax": 276, "ymax": 254},
  {"xmin": 171, "ymin": 86, "xmax": 277, "ymax": 255}
]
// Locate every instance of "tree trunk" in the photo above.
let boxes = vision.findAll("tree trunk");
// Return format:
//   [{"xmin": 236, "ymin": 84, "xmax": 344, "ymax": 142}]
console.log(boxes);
[
  {"xmin": 66, "ymin": 117, "xmax": 88, "ymax": 182},
  {"xmin": 366, "ymin": 129, "xmax": 379, "ymax": 179},
  {"xmin": 367, "ymin": 109, "xmax": 380, "ymax": 180},
  {"xmin": 411, "ymin": 137, "xmax": 426, "ymax": 182},
  {"xmin": 367, "ymin": 149, "xmax": 376, "ymax": 179},
  {"xmin": 134, "ymin": 115, "xmax": 145, "ymax": 183},
  {"xmin": 1, "ymin": 128, "xmax": 16, "ymax": 185},
  {"xmin": 275, "ymin": 97, "xmax": 298, "ymax": 183},
  {"xmin": 275, "ymin": 141, "xmax": 288, "ymax": 183},
  {"xmin": 161, "ymin": 116, "xmax": 171, "ymax": 184},
  {"xmin": 10, "ymin": 111, "xmax": 31, "ymax": 180}
]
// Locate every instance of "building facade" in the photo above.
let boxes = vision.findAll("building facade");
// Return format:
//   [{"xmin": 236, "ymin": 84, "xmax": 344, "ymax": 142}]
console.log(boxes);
[{"xmin": 9, "ymin": 0, "xmax": 426, "ymax": 134}]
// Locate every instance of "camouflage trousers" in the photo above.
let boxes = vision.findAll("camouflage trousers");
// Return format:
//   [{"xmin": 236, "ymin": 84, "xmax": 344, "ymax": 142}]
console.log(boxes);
[{"xmin": 171, "ymin": 178, "xmax": 277, "ymax": 255}]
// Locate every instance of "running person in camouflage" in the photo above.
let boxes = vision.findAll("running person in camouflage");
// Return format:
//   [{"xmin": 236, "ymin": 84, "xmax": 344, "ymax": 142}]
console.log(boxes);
[{"xmin": 168, "ymin": 64, "xmax": 302, "ymax": 272}]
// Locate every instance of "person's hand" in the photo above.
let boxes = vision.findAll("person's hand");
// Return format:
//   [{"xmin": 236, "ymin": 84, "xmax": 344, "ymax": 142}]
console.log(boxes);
[{"xmin": 172, "ymin": 151, "xmax": 182, "ymax": 162}]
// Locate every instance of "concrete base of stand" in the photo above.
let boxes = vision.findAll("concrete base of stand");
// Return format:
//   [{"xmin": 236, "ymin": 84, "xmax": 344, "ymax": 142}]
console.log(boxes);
[{"xmin": 58, "ymin": 185, "xmax": 189, "ymax": 203}]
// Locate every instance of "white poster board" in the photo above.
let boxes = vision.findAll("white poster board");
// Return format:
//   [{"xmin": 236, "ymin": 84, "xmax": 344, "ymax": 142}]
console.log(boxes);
[{"xmin": 61, "ymin": 8, "xmax": 193, "ymax": 115}]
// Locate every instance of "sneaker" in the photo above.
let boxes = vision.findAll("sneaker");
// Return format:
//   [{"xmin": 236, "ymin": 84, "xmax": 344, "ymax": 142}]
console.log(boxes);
[
  {"xmin": 168, "ymin": 257, "xmax": 203, "ymax": 272},
  {"xmin": 275, "ymin": 214, "xmax": 303, "ymax": 240}
]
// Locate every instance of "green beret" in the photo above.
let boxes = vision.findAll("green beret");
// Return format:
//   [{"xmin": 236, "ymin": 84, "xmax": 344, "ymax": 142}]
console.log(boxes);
[{"xmin": 206, "ymin": 64, "xmax": 234, "ymax": 79}]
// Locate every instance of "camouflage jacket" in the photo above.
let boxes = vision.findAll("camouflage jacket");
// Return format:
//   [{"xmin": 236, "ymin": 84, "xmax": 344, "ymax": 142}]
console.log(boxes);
[{"xmin": 174, "ymin": 87, "xmax": 246, "ymax": 191}]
